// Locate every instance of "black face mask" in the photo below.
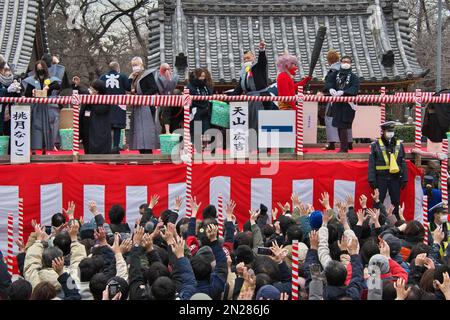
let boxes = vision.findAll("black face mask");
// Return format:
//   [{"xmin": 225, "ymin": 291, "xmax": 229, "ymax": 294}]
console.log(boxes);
[
  {"xmin": 193, "ymin": 79, "xmax": 206, "ymax": 87},
  {"xmin": 36, "ymin": 69, "xmax": 45, "ymax": 77}
]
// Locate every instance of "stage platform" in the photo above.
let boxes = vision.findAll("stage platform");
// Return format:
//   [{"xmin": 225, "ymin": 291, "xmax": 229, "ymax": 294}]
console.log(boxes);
[{"xmin": 0, "ymin": 143, "xmax": 429, "ymax": 164}]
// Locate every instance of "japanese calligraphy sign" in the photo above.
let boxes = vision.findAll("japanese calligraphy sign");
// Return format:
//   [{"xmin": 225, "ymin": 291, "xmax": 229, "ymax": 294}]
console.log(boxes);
[
  {"xmin": 11, "ymin": 105, "xmax": 31, "ymax": 163},
  {"xmin": 258, "ymin": 110, "xmax": 296, "ymax": 148},
  {"xmin": 229, "ymin": 102, "xmax": 249, "ymax": 158}
]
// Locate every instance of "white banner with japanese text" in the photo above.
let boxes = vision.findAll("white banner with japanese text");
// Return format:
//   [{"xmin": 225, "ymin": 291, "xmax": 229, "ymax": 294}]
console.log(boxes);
[
  {"xmin": 10, "ymin": 105, "xmax": 31, "ymax": 164},
  {"xmin": 229, "ymin": 102, "xmax": 249, "ymax": 158}
]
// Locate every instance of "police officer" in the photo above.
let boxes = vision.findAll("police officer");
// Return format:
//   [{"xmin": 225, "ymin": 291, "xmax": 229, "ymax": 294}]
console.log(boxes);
[
  {"xmin": 368, "ymin": 121, "xmax": 408, "ymax": 219},
  {"xmin": 429, "ymin": 204, "xmax": 450, "ymax": 253}
]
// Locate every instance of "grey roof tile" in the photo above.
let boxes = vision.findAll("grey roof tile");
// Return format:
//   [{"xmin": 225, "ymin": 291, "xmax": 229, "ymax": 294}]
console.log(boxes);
[
  {"xmin": 0, "ymin": 0, "xmax": 41, "ymax": 75},
  {"xmin": 148, "ymin": 0, "xmax": 424, "ymax": 83}
]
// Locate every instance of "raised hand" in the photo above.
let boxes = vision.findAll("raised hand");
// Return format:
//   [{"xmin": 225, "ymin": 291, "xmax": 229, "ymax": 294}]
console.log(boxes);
[
  {"xmin": 68, "ymin": 220, "xmax": 79, "ymax": 241},
  {"xmin": 15, "ymin": 239, "xmax": 25, "ymax": 253},
  {"xmin": 359, "ymin": 194, "xmax": 368, "ymax": 209},
  {"xmin": 52, "ymin": 256, "xmax": 65, "ymax": 276},
  {"xmin": 367, "ymin": 208, "xmax": 381, "ymax": 226},
  {"xmin": 94, "ymin": 226, "xmax": 107, "ymax": 246},
  {"xmin": 309, "ymin": 230, "xmax": 319, "ymax": 250},
  {"xmin": 110, "ymin": 233, "xmax": 121, "ymax": 254},
  {"xmin": 225, "ymin": 200, "xmax": 237, "ymax": 221},
  {"xmin": 170, "ymin": 234, "xmax": 185, "ymax": 259},
  {"xmin": 133, "ymin": 225, "xmax": 145, "ymax": 246},
  {"xmin": 347, "ymin": 237, "xmax": 359, "ymax": 255},
  {"xmin": 291, "ymin": 192, "xmax": 301, "ymax": 209},
  {"xmin": 63, "ymin": 201, "xmax": 76, "ymax": 220},
  {"xmin": 371, "ymin": 189, "xmax": 380, "ymax": 203},
  {"xmin": 34, "ymin": 223, "xmax": 46, "ymax": 241},
  {"xmin": 271, "ymin": 208, "xmax": 279, "ymax": 221},
  {"xmin": 356, "ymin": 209, "xmax": 365, "ymax": 225},
  {"xmin": 190, "ymin": 196, "xmax": 202, "ymax": 218},
  {"xmin": 338, "ymin": 234, "xmax": 348, "ymax": 251},
  {"xmin": 433, "ymin": 225, "xmax": 445, "ymax": 244},
  {"xmin": 149, "ymin": 194, "xmax": 160, "ymax": 209},
  {"xmin": 319, "ymin": 192, "xmax": 331, "ymax": 210},
  {"xmin": 249, "ymin": 209, "xmax": 260, "ymax": 225},
  {"xmin": 345, "ymin": 194, "xmax": 354, "ymax": 208},
  {"xmin": 174, "ymin": 196, "xmax": 183, "ymax": 211},
  {"xmin": 270, "ymin": 241, "xmax": 287, "ymax": 264},
  {"xmin": 277, "ymin": 202, "xmax": 291, "ymax": 214},
  {"xmin": 435, "ymin": 272, "xmax": 450, "ymax": 299},
  {"xmin": 206, "ymin": 224, "xmax": 219, "ymax": 242},
  {"xmin": 394, "ymin": 278, "xmax": 411, "ymax": 300},
  {"xmin": 120, "ymin": 238, "xmax": 132, "ymax": 255}
]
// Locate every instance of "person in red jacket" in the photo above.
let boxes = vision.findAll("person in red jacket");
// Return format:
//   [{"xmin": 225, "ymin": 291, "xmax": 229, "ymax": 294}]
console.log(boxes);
[{"xmin": 276, "ymin": 53, "xmax": 312, "ymax": 110}]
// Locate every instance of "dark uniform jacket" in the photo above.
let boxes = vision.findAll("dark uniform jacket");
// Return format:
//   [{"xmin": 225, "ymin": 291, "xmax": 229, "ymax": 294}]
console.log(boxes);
[{"xmin": 368, "ymin": 136, "xmax": 408, "ymax": 188}]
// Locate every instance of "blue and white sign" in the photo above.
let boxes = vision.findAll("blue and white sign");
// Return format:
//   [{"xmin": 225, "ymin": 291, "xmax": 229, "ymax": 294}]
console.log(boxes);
[{"xmin": 258, "ymin": 110, "xmax": 296, "ymax": 148}]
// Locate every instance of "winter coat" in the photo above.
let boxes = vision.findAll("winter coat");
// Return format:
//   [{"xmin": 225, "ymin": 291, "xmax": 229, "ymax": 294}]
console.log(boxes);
[
  {"xmin": 129, "ymin": 69, "xmax": 161, "ymax": 150},
  {"xmin": 325, "ymin": 69, "xmax": 360, "ymax": 129},
  {"xmin": 99, "ymin": 70, "xmax": 131, "ymax": 128},
  {"xmin": 23, "ymin": 240, "xmax": 86, "ymax": 291},
  {"xmin": 187, "ymin": 81, "xmax": 212, "ymax": 136},
  {"xmin": 79, "ymin": 102, "xmax": 112, "ymax": 154}
]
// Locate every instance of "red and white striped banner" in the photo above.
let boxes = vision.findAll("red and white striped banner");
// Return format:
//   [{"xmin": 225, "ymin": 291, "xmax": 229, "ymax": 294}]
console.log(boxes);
[
  {"xmin": 217, "ymin": 194, "xmax": 224, "ymax": 238},
  {"xmin": 7, "ymin": 213, "xmax": 14, "ymax": 275},
  {"xmin": 415, "ymin": 89, "xmax": 423, "ymax": 149},
  {"xmin": 18, "ymin": 198, "xmax": 23, "ymax": 243},
  {"xmin": 291, "ymin": 239, "xmax": 299, "ymax": 300},
  {"xmin": 441, "ymin": 139, "xmax": 449, "ymax": 208},
  {"xmin": 1, "ymin": 91, "xmax": 450, "ymax": 107},
  {"xmin": 423, "ymin": 195, "xmax": 428, "ymax": 245},
  {"xmin": 380, "ymin": 87, "xmax": 386, "ymax": 131},
  {"xmin": 72, "ymin": 91, "xmax": 80, "ymax": 155},
  {"xmin": 296, "ymin": 86, "xmax": 304, "ymax": 156}
]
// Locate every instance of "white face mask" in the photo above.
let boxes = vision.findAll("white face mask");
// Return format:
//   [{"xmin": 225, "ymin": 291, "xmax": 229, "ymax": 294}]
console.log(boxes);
[
  {"xmin": 132, "ymin": 65, "xmax": 143, "ymax": 73},
  {"xmin": 440, "ymin": 215, "xmax": 448, "ymax": 223},
  {"xmin": 244, "ymin": 61, "xmax": 253, "ymax": 68},
  {"xmin": 385, "ymin": 131, "xmax": 394, "ymax": 139},
  {"xmin": 341, "ymin": 63, "xmax": 351, "ymax": 70}
]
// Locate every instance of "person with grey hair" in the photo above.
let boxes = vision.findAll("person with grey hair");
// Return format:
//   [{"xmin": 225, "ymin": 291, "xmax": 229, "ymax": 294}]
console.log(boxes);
[
  {"xmin": 128, "ymin": 57, "xmax": 162, "ymax": 154},
  {"xmin": 100, "ymin": 61, "xmax": 131, "ymax": 154}
]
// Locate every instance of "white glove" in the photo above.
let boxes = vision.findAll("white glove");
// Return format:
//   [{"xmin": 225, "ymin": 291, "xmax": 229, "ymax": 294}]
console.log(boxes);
[
  {"xmin": 337, "ymin": 90, "xmax": 344, "ymax": 96},
  {"xmin": 7, "ymin": 81, "xmax": 21, "ymax": 93},
  {"xmin": 329, "ymin": 89, "xmax": 337, "ymax": 96},
  {"xmin": 7, "ymin": 83, "xmax": 16, "ymax": 93}
]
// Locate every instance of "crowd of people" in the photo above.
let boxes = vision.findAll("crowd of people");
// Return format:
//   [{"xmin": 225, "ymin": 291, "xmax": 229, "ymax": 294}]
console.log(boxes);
[
  {"xmin": 0, "ymin": 40, "xmax": 363, "ymax": 155},
  {"xmin": 0, "ymin": 181, "xmax": 449, "ymax": 300}
]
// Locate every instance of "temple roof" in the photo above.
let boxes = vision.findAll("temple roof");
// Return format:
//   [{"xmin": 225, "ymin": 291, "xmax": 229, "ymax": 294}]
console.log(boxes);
[
  {"xmin": 148, "ymin": 0, "xmax": 424, "ymax": 84},
  {"xmin": 0, "ymin": 0, "xmax": 48, "ymax": 75}
]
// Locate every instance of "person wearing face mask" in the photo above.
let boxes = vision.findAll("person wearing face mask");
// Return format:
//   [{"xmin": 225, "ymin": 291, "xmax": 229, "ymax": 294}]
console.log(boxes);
[
  {"xmin": 429, "ymin": 205, "xmax": 450, "ymax": 252},
  {"xmin": 79, "ymin": 80, "xmax": 111, "ymax": 154},
  {"xmin": 325, "ymin": 56, "xmax": 360, "ymax": 153},
  {"xmin": 368, "ymin": 121, "xmax": 408, "ymax": 220},
  {"xmin": 187, "ymin": 68, "xmax": 213, "ymax": 152},
  {"xmin": 22, "ymin": 60, "xmax": 62, "ymax": 155},
  {"xmin": 229, "ymin": 40, "xmax": 268, "ymax": 151},
  {"xmin": 319, "ymin": 50, "xmax": 354, "ymax": 151},
  {"xmin": 128, "ymin": 57, "xmax": 162, "ymax": 154},
  {"xmin": 276, "ymin": 53, "xmax": 312, "ymax": 110},
  {"xmin": 99, "ymin": 61, "xmax": 131, "ymax": 154},
  {"xmin": 0, "ymin": 62, "xmax": 21, "ymax": 141}
]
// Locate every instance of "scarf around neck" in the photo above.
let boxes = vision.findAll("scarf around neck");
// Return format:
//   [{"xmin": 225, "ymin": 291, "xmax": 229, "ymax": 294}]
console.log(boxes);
[{"xmin": 0, "ymin": 73, "xmax": 13, "ymax": 87}]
